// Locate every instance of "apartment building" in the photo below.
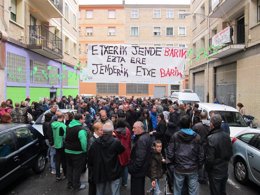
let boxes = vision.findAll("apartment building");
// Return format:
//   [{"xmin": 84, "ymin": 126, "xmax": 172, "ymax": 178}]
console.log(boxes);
[
  {"xmin": 79, "ymin": 2, "xmax": 191, "ymax": 98},
  {"xmin": 0, "ymin": 0, "xmax": 79, "ymax": 103},
  {"xmin": 190, "ymin": 0, "xmax": 260, "ymax": 118},
  {"xmin": 79, "ymin": 3, "xmax": 125, "ymax": 96}
]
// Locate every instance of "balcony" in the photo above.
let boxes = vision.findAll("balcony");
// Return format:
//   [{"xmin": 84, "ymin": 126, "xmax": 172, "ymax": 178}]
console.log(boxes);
[
  {"xmin": 28, "ymin": 25, "xmax": 62, "ymax": 59},
  {"xmin": 209, "ymin": 43, "xmax": 245, "ymax": 58},
  {"xmin": 209, "ymin": 25, "xmax": 245, "ymax": 58},
  {"xmin": 29, "ymin": 0, "xmax": 63, "ymax": 20},
  {"xmin": 209, "ymin": 0, "xmax": 244, "ymax": 18}
]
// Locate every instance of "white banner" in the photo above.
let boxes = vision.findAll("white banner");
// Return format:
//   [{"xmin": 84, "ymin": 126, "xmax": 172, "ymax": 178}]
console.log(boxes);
[
  {"xmin": 212, "ymin": 26, "xmax": 231, "ymax": 47},
  {"xmin": 212, "ymin": 0, "xmax": 220, "ymax": 11},
  {"xmin": 80, "ymin": 44, "xmax": 187, "ymax": 84}
]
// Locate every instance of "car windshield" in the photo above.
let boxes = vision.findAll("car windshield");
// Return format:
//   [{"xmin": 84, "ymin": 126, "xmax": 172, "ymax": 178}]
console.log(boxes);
[{"xmin": 210, "ymin": 111, "xmax": 248, "ymax": 127}]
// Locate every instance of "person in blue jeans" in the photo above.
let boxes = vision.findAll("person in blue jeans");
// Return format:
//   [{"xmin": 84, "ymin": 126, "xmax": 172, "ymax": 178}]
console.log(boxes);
[{"xmin": 167, "ymin": 115, "xmax": 204, "ymax": 195}]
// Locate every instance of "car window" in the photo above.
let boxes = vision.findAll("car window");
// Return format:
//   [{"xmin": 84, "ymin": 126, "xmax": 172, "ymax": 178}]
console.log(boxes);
[
  {"xmin": 0, "ymin": 133, "xmax": 16, "ymax": 157},
  {"xmin": 35, "ymin": 113, "xmax": 43, "ymax": 124},
  {"xmin": 249, "ymin": 134, "xmax": 260, "ymax": 150},
  {"xmin": 238, "ymin": 133, "xmax": 256, "ymax": 144},
  {"xmin": 211, "ymin": 111, "xmax": 247, "ymax": 127},
  {"xmin": 14, "ymin": 128, "xmax": 34, "ymax": 148}
]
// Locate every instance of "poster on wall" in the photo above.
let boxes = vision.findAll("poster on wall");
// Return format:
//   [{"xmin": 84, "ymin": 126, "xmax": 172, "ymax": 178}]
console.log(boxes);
[{"xmin": 80, "ymin": 44, "xmax": 187, "ymax": 84}]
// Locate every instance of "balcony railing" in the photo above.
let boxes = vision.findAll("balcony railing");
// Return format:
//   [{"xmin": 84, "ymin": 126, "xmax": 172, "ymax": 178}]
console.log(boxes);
[
  {"xmin": 29, "ymin": 25, "xmax": 62, "ymax": 59},
  {"xmin": 49, "ymin": 0, "xmax": 63, "ymax": 13}
]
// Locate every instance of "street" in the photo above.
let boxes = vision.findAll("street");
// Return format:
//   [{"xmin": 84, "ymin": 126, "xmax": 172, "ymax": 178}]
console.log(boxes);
[{"xmin": 2, "ymin": 163, "xmax": 259, "ymax": 195}]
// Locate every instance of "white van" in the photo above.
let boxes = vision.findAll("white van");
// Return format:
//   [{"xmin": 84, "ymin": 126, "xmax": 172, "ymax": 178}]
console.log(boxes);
[
  {"xmin": 170, "ymin": 91, "xmax": 200, "ymax": 105},
  {"xmin": 198, "ymin": 103, "xmax": 258, "ymax": 138}
]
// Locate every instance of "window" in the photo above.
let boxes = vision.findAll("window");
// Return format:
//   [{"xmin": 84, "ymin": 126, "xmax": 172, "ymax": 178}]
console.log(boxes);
[
  {"xmin": 108, "ymin": 10, "xmax": 116, "ymax": 18},
  {"xmin": 166, "ymin": 9, "xmax": 174, "ymax": 18},
  {"xmin": 7, "ymin": 52, "xmax": 26, "ymax": 83},
  {"xmin": 126, "ymin": 84, "xmax": 148, "ymax": 94},
  {"xmin": 73, "ymin": 13, "xmax": 76, "ymax": 28},
  {"xmin": 153, "ymin": 9, "xmax": 161, "ymax": 18},
  {"xmin": 15, "ymin": 128, "xmax": 34, "ymax": 148},
  {"xmin": 258, "ymin": 0, "xmax": 260, "ymax": 22},
  {"xmin": 86, "ymin": 27, "xmax": 93, "ymax": 36},
  {"xmin": 108, "ymin": 27, "xmax": 116, "ymax": 36},
  {"xmin": 65, "ymin": 3, "xmax": 69, "ymax": 21},
  {"xmin": 178, "ymin": 26, "xmax": 186, "ymax": 36},
  {"xmin": 252, "ymin": 135, "xmax": 260, "ymax": 150},
  {"xmin": 0, "ymin": 133, "xmax": 15, "ymax": 157},
  {"xmin": 49, "ymin": 66, "xmax": 59, "ymax": 85},
  {"xmin": 238, "ymin": 133, "xmax": 256, "ymax": 144},
  {"xmin": 11, "ymin": 0, "xmax": 17, "ymax": 22},
  {"xmin": 179, "ymin": 44, "xmax": 186, "ymax": 48},
  {"xmin": 30, "ymin": 60, "xmax": 49, "ymax": 84},
  {"xmin": 131, "ymin": 27, "xmax": 139, "ymax": 36},
  {"xmin": 131, "ymin": 9, "xmax": 139, "ymax": 18},
  {"xmin": 65, "ymin": 36, "xmax": 69, "ymax": 53},
  {"xmin": 86, "ymin": 10, "xmax": 93, "ymax": 19},
  {"xmin": 179, "ymin": 10, "xmax": 187, "ymax": 19},
  {"xmin": 97, "ymin": 83, "xmax": 119, "ymax": 94},
  {"xmin": 153, "ymin": 27, "xmax": 161, "ymax": 36},
  {"xmin": 166, "ymin": 27, "xmax": 174, "ymax": 36}
]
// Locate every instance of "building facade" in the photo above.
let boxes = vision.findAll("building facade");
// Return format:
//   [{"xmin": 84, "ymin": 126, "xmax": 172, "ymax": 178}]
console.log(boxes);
[
  {"xmin": 79, "ymin": 2, "xmax": 191, "ymax": 98},
  {"xmin": 190, "ymin": 0, "xmax": 260, "ymax": 118},
  {"xmin": 0, "ymin": 0, "xmax": 79, "ymax": 103}
]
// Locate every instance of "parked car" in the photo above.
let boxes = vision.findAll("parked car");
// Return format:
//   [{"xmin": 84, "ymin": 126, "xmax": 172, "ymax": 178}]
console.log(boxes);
[
  {"xmin": 32, "ymin": 109, "xmax": 76, "ymax": 135},
  {"xmin": 198, "ymin": 103, "xmax": 254, "ymax": 138},
  {"xmin": 0, "ymin": 124, "xmax": 47, "ymax": 191},
  {"xmin": 232, "ymin": 129, "xmax": 260, "ymax": 186}
]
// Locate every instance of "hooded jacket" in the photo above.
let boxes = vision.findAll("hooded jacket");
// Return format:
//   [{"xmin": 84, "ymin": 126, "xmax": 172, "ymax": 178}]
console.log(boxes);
[
  {"xmin": 88, "ymin": 134, "xmax": 125, "ymax": 183},
  {"xmin": 167, "ymin": 128, "xmax": 204, "ymax": 173},
  {"xmin": 51, "ymin": 121, "xmax": 67, "ymax": 149},
  {"xmin": 65, "ymin": 119, "xmax": 87, "ymax": 154}
]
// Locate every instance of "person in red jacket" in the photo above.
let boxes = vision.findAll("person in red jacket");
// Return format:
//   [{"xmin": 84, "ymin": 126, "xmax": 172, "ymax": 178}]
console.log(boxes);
[{"xmin": 113, "ymin": 118, "xmax": 131, "ymax": 187}]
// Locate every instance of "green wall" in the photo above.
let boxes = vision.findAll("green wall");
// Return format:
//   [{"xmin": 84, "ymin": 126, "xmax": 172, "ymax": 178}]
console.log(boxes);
[
  {"xmin": 62, "ymin": 88, "xmax": 78, "ymax": 97},
  {"xmin": 68, "ymin": 71, "xmax": 79, "ymax": 87},
  {"xmin": 29, "ymin": 87, "xmax": 50, "ymax": 102},
  {"xmin": 6, "ymin": 87, "xmax": 26, "ymax": 104}
]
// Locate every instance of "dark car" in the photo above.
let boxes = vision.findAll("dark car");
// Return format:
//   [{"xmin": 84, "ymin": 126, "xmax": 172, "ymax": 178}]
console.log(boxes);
[{"xmin": 0, "ymin": 124, "xmax": 47, "ymax": 191}]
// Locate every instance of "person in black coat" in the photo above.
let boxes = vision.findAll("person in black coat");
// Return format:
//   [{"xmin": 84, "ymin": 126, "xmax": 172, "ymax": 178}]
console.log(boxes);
[
  {"xmin": 128, "ymin": 121, "xmax": 152, "ymax": 195},
  {"xmin": 205, "ymin": 114, "xmax": 233, "ymax": 195},
  {"xmin": 88, "ymin": 122, "xmax": 124, "ymax": 195},
  {"xmin": 150, "ymin": 113, "xmax": 167, "ymax": 156},
  {"xmin": 165, "ymin": 104, "xmax": 180, "ymax": 143}
]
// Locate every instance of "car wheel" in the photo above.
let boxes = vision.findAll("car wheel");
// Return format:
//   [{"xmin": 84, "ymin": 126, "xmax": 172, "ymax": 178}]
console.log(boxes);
[
  {"xmin": 234, "ymin": 159, "xmax": 249, "ymax": 184},
  {"xmin": 32, "ymin": 153, "xmax": 46, "ymax": 174}
]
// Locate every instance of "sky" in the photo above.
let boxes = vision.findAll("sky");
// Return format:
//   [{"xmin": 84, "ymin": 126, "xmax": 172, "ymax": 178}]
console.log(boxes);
[{"xmin": 79, "ymin": 0, "xmax": 191, "ymax": 5}]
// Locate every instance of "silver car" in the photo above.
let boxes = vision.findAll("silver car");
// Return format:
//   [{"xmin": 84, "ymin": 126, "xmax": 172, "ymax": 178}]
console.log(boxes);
[{"xmin": 232, "ymin": 129, "xmax": 260, "ymax": 186}]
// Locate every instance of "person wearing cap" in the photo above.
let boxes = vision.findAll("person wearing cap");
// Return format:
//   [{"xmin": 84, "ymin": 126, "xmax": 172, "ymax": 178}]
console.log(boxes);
[{"xmin": 88, "ymin": 122, "xmax": 125, "ymax": 195}]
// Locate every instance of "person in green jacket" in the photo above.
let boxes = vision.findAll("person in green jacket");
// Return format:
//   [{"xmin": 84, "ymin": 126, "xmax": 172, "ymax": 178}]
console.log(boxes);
[
  {"xmin": 65, "ymin": 113, "xmax": 87, "ymax": 191},
  {"xmin": 51, "ymin": 111, "xmax": 67, "ymax": 181}
]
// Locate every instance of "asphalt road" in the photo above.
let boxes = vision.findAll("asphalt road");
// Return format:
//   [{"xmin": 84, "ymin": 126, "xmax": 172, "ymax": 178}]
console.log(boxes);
[{"xmin": 1, "ymin": 163, "xmax": 260, "ymax": 195}]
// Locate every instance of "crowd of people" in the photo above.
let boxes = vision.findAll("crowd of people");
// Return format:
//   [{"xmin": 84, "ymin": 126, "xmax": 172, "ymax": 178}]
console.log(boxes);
[{"xmin": 0, "ymin": 95, "xmax": 233, "ymax": 195}]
